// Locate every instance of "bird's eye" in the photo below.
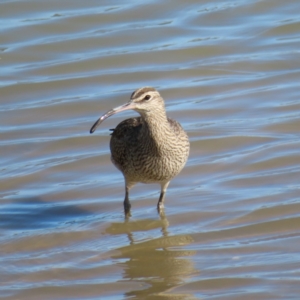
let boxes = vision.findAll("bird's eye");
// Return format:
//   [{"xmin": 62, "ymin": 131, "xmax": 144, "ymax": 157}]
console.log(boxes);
[{"xmin": 144, "ymin": 95, "xmax": 151, "ymax": 100}]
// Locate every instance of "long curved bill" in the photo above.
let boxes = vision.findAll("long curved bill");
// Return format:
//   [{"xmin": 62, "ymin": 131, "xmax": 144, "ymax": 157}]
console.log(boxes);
[{"xmin": 90, "ymin": 101, "xmax": 136, "ymax": 134}]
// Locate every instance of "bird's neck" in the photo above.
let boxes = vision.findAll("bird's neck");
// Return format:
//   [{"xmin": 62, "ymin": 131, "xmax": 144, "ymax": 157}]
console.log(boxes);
[{"xmin": 140, "ymin": 110, "xmax": 173, "ymax": 150}]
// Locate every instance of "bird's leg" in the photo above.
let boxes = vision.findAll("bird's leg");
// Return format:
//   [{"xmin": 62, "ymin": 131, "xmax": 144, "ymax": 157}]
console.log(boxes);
[
  {"xmin": 157, "ymin": 181, "xmax": 170, "ymax": 213},
  {"xmin": 124, "ymin": 181, "xmax": 134, "ymax": 216},
  {"xmin": 124, "ymin": 186, "xmax": 131, "ymax": 214}
]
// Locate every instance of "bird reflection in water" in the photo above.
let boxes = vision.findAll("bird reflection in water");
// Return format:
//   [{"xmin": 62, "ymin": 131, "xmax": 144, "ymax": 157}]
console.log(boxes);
[{"xmin": 104, "ymin": 213, "xmax": 197, "ymax": 299}]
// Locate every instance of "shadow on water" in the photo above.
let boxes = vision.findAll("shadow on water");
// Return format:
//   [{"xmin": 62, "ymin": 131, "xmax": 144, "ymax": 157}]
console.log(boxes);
[
  {"xmin": 0, "ymin": 197, "xmax": 91, "ymax": 230},
  {"xmin": 105, "ymin": 214, "xmax": 199, "ymax": 300}
]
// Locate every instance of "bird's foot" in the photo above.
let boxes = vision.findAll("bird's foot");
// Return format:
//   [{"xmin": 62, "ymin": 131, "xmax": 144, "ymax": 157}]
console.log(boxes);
[
  {"xmin": 124, "ymin": 200, "xmax": 131, "ymax": 218},
  {"xmin": 157, "ymin": 202, "xmax": 165, "ymax": 215},
  {"xmin": 124, "ymin": 209, "xmax": 131, "ymax": 219}
]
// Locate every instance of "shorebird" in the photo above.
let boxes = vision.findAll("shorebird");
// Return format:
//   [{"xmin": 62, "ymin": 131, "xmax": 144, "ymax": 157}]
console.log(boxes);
[{"xmin": 90, "ymin": 87, "xmax": 189, "ymax": 214}]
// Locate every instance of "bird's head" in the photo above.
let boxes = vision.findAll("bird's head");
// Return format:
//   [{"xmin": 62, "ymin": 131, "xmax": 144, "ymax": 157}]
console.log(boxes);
[
  {"xmin": 90, "ymin": 87, "xmax": 165, "ymax": 134},
  {"xmin": 129, "ymin": 87, "xmax": 164, "ymax": 114}
]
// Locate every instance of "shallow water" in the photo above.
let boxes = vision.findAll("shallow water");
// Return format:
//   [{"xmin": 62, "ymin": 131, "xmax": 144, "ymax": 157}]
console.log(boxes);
[{"xmin": 1, "ymin": 0, "xmax": 300, "ymax": 299}]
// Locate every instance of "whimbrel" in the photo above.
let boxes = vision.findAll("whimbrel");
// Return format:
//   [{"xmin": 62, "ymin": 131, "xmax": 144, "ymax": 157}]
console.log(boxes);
[{"xmin": 90, "ymin": 87, "xmax": 189, "ymax": 213}]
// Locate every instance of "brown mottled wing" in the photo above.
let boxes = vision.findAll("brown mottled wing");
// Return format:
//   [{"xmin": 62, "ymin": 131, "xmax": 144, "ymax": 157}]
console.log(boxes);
[
  {"xmin": 109, "ymin": 117, "xmax": 143, "ymax": 172},
  {"xmin": 168, "ymin": 117, "xmax": 188, "ymax": 139},
  {"xmin": 167, "ymin": 117, "xmax": 190, "ymax": 157}
]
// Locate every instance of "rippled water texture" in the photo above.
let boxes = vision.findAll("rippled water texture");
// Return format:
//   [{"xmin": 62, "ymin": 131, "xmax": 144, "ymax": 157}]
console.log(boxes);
[{"xmin": 1, "ymin": 0, "xmax": 300, "ymax": 299}]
